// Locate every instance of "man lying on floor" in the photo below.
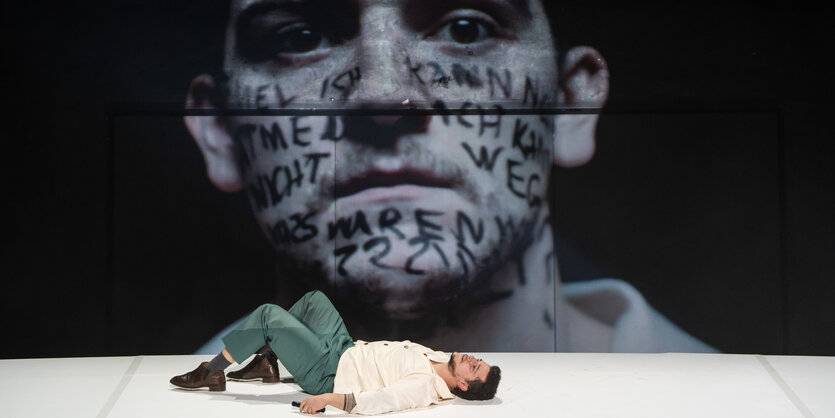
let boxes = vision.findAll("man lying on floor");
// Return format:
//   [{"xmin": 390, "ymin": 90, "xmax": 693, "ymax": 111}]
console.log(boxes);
[{"xmin": 170, "ymin": 291, "xmax": 501, "ymax": 414}]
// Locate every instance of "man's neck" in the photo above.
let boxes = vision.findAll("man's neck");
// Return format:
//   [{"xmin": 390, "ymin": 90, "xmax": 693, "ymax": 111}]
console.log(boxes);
[{"xmin": 431, "ymin": 361, "xmax": 456, "ymax": 391}]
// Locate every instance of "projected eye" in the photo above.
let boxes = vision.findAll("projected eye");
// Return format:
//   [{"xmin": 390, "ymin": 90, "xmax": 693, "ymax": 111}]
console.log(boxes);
[
  {"xmin": 237, "ymin": 7, "xmax": 359, "ymax": 64},
  {"xmin": 440, "ymin": 18, "xmax": 492, "ymax": 44},
  {"xmin": 270, "ymin": 24, "xmax": 329, "ymax": 54}
]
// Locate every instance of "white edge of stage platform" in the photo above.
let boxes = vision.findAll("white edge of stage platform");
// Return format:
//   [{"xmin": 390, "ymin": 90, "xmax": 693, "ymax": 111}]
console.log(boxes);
[{"xmin": 0, "ymin": 353, "xmax": 833, "ymax": 418}]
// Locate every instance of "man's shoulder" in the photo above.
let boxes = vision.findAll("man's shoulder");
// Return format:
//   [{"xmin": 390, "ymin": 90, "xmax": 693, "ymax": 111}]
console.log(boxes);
[
  {"xmin": 358, "ymin": 341, "xmax": 439, "ymax": 353},
  {"xmin": 563, "ymin": 279, "xmax": 717, "ymax": 353}
]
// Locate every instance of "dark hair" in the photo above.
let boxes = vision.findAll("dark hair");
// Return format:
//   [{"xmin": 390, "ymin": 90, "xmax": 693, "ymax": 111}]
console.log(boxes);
[{"xmin": 451, "ymin": 365, "xmax": 501, "ymax": 401}]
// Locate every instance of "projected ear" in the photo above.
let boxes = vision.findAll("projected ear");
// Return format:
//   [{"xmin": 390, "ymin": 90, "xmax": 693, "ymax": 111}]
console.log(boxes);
[
  {"xmin": 554, "ymin": 47, "xmax": 609, "ymax": 167},
  {"xmin": 184, "ymin": 74, "xmax": 243, "ymax": 192}
]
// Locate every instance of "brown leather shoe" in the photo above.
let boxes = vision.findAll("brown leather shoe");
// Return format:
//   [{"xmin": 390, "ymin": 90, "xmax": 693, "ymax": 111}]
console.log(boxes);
[
  {"xmin": 170, "ymin": 362, "xmax": 226, "ymax": 391},
  {"xmin": 226, "ymin": 354, "xmax": 280, "ymax": 383}
]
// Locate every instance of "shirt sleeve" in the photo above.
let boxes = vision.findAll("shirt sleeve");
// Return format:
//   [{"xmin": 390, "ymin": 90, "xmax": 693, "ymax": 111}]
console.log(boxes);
[{"xmin": 350, "ymin": 373, "xmax": 439, "ymax": 415}]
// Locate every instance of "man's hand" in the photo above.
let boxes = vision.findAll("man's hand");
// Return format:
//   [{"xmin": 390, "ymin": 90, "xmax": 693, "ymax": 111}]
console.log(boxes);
[{"xmin": 298, "ymin": 393, "xmax": 339, "ymax": 414}]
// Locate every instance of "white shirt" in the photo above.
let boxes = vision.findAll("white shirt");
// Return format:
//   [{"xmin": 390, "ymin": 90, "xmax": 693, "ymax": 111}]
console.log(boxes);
[{"xmin": 332, "ymin": 340, "xmax": 454, "ymax": 415}]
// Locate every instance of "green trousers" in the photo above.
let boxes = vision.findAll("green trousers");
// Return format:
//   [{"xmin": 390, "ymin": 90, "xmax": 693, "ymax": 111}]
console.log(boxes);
[{"xmin": 221, "ymin": 290, "xmax": 354, "ymax": 395}]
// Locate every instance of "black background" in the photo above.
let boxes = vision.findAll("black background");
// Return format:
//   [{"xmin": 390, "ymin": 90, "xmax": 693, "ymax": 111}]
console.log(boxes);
[{"xmin": 4, "ymin": 1, "xmax": 833, "ymax": 358}]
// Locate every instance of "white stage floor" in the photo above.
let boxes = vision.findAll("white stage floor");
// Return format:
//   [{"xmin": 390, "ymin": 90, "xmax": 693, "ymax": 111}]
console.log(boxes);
[{"xmin": 1, "ymin": 353, "xmax": 833, "ymax": 417}]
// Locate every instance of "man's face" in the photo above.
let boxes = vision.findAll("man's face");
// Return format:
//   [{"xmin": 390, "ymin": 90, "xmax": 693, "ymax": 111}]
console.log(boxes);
[
  {"xmin": 221, "ymin": 0, "xmax": 558, "ymax": 316},
  {"xmin": 449, "ymin": 352, "xmax": 490, "ymax": 383}
]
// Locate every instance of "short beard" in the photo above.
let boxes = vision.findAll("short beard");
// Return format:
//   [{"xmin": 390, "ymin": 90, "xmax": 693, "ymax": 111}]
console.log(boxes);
[
  {"xmin": 447, "ymin": 354, "xmax": 457, "ymax": 375},
  {"xmin": 266, "ymin": 210, "xmax": 541, "ymax": 343}
]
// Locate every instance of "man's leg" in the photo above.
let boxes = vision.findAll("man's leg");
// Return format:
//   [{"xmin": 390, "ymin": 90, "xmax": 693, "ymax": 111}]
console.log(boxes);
[
  {"xmin": 287, "ymin": 290, "xmax": 353, "ymax": 347},
  {"xmin": 286, "ymin": 291, "xmax": 356, "ymax": 389},
  {"xmin": 172, "ymin": 302, "xmax": 313, "ymax": 391},
  {"xmin": 171, "ymin": 291, "xmax": 352, "ymax": 393},
  {"xmin": 221, "ymin": 292, "xmax": 351, "ymax": 394},
  {"xmin": 225, "ymin": 343, "xmax": 280, "ymax": 383}
]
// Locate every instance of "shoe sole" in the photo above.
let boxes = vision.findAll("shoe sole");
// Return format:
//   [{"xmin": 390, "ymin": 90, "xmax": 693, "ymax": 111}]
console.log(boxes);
[
  {"xmin": 171, "ymin": 384, "xmax": 226, "ymax": 392},
  {"xmin": 226, "ymin": 376, "xmax": 280, "ymax": 383}
]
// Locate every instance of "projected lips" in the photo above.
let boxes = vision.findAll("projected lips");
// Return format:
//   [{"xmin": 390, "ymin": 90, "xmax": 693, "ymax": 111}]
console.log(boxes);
[{"xmin": 335, "ymin": 168, "xmax": 453, "ymax": 199}]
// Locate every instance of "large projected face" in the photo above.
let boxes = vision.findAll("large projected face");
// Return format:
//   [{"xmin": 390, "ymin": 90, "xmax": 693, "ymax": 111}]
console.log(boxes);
[{"xmin": 186, "ymin": 0, "xmax": 608, "ymax": 321}]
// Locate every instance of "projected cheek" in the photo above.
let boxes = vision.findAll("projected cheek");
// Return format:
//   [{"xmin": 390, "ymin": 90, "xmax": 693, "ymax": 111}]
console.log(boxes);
[
  {"xmin": 320, "ymin": 66, "xmax": 362, "ymax": 100},
  {"xmin": 229, "ymin": 68, "xmax": 355, "ymax": 213},
  {"xmin": 226, "ymin": 78, "xmax": 300, "ymax": 109},
  {"xmin": 233, "ymin": 117, "xmax": 331, "ymax": 210},
  {"xmin": 418, "ymin": 63, "xmax": 556, "ymax": 210},
  {"xmin": 405, "ymin": 57, "xmax": 514, "ymax": 100},
  {"xmin": 226, "ymin": 64, "xmax": 364, "ymax": 107}
]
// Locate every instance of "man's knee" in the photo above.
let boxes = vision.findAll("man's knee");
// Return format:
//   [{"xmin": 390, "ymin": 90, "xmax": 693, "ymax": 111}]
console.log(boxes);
[
  {"xmin": 254, "ymin": 303, "xmax": 281, "ymax": 316},
  {"xmin": 300, "ymin": 290, "xmax": 333, "ymax": 306},
  {"xmin": 304, "ymin": 290, "xmax": 326, "ymax": 302},
  {"xmin": 309, "ymin": 290, "xmax": 339, "ymax": 309}
]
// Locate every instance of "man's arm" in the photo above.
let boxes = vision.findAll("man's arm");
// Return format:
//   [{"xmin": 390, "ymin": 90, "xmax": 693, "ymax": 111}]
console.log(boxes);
[
  {"xmin": 298, "ymin": 393, "xmax": 356, "ymax": 414},
  {"xmin": 301, "ymin": 373, "xmax": 439, "ymax": 415},
  {"xmin": 351, "ymin": 373, "xmax": 440, "ymax": 415}
]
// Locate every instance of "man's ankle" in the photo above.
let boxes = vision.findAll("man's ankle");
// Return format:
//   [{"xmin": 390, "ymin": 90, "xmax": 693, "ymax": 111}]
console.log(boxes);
[{"xmin": 206, "ymin": 353, "xmax": 232, "ymax": 371}]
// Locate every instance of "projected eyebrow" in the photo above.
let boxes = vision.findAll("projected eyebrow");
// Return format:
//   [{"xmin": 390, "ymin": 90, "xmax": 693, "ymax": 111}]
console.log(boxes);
[
  {"xmin": 413, "ymin": 0, "xmax": 531, "ymax": 18},
  {"xmin": 402, "ymin": 0, "xmax": 531, "ymax": 32},
  {"xmin": 500, "ymin": 0, "xmax": 531, "ymax": 18}
]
